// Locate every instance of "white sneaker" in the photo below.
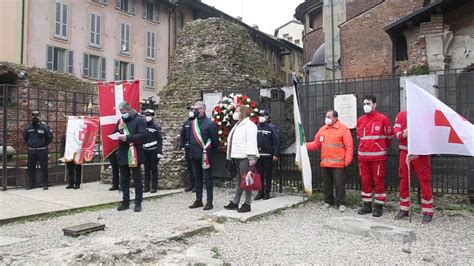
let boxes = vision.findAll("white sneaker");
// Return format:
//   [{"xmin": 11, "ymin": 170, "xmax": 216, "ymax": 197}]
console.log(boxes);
[
  {"xmin": 321, "ymin": 203, "xmax": 331, "ymax": 209},
  {"xmin": 338, "ymin": 205, "xmax": 347, "ymax": 212}
]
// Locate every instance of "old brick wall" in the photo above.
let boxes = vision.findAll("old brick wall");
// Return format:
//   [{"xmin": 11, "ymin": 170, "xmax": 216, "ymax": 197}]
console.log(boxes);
[
  {"xmin": 345, "ymin": 0, "xmax": 384, "ymax": 21},
  {"xmin": 156, "ymin": 18, "xmax": 272, "ymax": 189},
  {"xmin": 0, "ymin": 62, "xmax": 95, "ymax": 158},
  {"xmin": 304, "ymin": 28, "xmax": 325, "ymax": 64},
  {"xmin": 339, "ymin": 0, "xmax": 424, "ymax": 78}
]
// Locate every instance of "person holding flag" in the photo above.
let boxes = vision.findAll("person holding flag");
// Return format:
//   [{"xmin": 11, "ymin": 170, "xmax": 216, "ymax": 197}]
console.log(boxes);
[
  {"xmin": 188, "ymin": 101, "xmax": 219, "ymax": 211},
  {"xmin": 393, "ymin": 110, "xmax": 433, "ymax": 223},
  {"xmin": 306, "ymin": 110, "xmax": 353, "ymax": 212},
  {"xmin": 356, "ymin": 95, "xmax": 393, "ymax": 217},
  {"xmin": 60, "ymin": 134, "xmax": 82, "ymax": 189},
  {"xmin": 115, "ymin": 101, "xmax": 146, "ymax": 212}
]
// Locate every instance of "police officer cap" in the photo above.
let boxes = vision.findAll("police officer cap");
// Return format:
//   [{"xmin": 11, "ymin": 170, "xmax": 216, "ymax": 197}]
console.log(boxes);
[
  {"xmin": 144, "ymin": 109, "xmax": 155, "ymax": 116},
  {"xmin": 259, "ymin": 109, "xmax": 269, "ymax": 117},
  {"xmin": 32, "ymin": 110, "xmax": 40, "ymax": 116}
]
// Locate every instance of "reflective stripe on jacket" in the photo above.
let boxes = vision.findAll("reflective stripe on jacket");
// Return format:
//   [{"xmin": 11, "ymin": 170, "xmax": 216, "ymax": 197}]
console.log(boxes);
[
  {"xmin": 306, "ymin": 120, "xmax": 354, "ymax": 168},
  {"xmin": 356, "ymin": 111, "xmax": 393, "ymax": 161}
]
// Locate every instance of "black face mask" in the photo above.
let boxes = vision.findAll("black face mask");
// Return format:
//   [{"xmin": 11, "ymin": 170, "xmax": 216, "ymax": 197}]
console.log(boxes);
[
  {"xmin": 32, "ymin": 117, "xmax": 39, "ymax": 124},
  {"xmin": 193, "ymin": 110, "xmax": 200, "ymax": 118}
]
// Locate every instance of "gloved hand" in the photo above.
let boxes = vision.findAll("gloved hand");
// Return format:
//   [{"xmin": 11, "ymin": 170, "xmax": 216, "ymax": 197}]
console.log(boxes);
[{"xmin": 157, "ymin": 154, "xmax": 163, "ymax": 159}]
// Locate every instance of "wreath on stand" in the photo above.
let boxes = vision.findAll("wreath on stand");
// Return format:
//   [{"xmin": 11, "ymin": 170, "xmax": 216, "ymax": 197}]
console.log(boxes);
[{"xmin": 211, "ymin": 93, "xmax": 259, "ymax": 152}]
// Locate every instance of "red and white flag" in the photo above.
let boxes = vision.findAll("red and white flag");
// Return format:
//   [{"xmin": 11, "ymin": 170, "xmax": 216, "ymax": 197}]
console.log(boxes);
[
  {"xmin": 98, "ymin": 80, "xmax": 140, "ymax": 159},
  {"xmin": 406, "ymin": 80, "xmax": 474, "ymax": 156},
  {"xmin": 64, "ymin": 116, "xmax": 100, "ymax": 164}
]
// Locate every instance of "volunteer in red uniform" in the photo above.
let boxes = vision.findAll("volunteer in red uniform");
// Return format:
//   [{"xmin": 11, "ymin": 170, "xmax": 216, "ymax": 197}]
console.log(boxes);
[
  {"xmin": 393, "ymin": 110, "xmax": 433, "ymax": 223},
  {"xmin": 306, "ymin": 110, "xmax": 353, "ymax": 212},
  {"xmin": 356, "ymin": 95, "xmax": 393, "ymax": 217}
]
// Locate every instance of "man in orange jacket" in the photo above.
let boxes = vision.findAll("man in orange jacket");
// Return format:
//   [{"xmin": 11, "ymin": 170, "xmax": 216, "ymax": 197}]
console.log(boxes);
[
  {"xmin": 393, "ymin": 110, "xmax": 433, "ymax": 224},
  {"xmin": 307, "ymin": 110, "xmax": 353, "ymax": 212},
  {"xmin": 356, "ymin": 95, "xmax": 393, "ymax": 217}
]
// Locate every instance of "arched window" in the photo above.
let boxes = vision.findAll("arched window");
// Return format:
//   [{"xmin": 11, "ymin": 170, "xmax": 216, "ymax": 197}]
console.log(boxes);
[{"xmin": 395, "ymin": 35, "xmax": 408, "ymax": 61}]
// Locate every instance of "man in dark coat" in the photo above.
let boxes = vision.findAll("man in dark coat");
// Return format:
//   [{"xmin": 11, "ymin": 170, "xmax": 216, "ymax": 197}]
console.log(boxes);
[
  {"xmin": 142, "ymin": 109, "xmax": 163, "ymax": 193},
  {"xmin": 188, "ymin": 101, "xmax": 219, "ymax": 211},
  {"xmin": 107, "ymin": 151, "xmax": 120, "ymax": 191},
  {"xmin": 23, "ymin": 111, "xmax": 53, "ymax": 190},
  {"xmin": 255, "ymin": 109, "xmax": 281, "ymax": 200},
  {"xmin": 115, "ymin": 101, "xmax": 146, "ymax": 212},
  {"xmin": 180, "ymin": 109, "xmax": 195, "ymax": 192}
]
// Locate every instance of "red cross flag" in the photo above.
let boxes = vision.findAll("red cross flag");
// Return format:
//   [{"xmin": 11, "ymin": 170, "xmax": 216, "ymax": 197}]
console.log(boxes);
[
  {"xmin": 406, "ymin": 80, "xmax": 474, "ymax": 156},
  {"xmin": 98, "ymin": 80, "xmax": 140, "ymax": 159}
]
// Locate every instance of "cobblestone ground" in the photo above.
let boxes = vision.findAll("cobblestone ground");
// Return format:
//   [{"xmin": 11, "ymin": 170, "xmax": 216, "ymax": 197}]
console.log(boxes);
[{"xmin": 0, "ymin": 188, "xmax": 472, "ymax": 264}]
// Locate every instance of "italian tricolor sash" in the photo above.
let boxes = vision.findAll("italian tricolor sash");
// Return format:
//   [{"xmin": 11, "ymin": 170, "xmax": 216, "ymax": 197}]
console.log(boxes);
[
  {"xmin": 192, "ymin": 119, "xmax": 212, "ymax": 169},
  {"xmin": 124, "ymin": 123, "xmax": 138, "ymax": 168}
]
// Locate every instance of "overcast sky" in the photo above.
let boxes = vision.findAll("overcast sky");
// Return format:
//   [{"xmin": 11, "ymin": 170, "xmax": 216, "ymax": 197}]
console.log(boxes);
[{"xmin": 201, "ymin": 0, "xmax": 303, "ymax": 35}]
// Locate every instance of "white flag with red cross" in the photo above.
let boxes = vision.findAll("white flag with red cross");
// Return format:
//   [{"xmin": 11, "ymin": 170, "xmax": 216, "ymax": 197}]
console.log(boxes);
[
  {"xmin": 98, "ymin": 80, "xmax": 140, "ymax": 159},
  {"xmin": 406, "ymin": 80, "xmax": 474, "ymax": 156}
]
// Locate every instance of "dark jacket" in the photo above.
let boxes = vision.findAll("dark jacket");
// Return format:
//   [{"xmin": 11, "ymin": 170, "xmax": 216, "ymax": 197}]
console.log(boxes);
[
  {"xmin": 114, "ymin": 111, "xmax": 146, "ymax": 166},
  {"xmin": 180, "ymin": 118, "xmax": 193, "ymax": 149},
  {"xmin": 257, "ymin": 122, "xmax": 281, "ymax": 156},
  {"xmin": 144, "ymin": 120, "xmax": 163, "ymax": 154},
  {"xmin": 23, "ymin": 122, "xmax": 53, "ymax": 149},
  {"xmin": 188, "ymin": 115, "xmax": 219, "ymax": 162}
]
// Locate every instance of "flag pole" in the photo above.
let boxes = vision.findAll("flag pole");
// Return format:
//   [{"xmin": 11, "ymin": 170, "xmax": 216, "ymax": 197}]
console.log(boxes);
[
  {"xmin": 407, "ymin": 158, "xmax": 412, "ymax": 223},
  {"xmin": 293, "ymin": 79, "xmax": 306, "ymax": 202}
]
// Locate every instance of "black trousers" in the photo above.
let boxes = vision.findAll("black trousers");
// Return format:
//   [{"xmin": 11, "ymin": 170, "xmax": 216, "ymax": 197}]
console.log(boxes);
[
  {"xmin": 27, "ymin": 149, "xmax": 48, "ymax": 188},
  {"xmin": 320, "ymin": 167, "xmax": 346, "ymax": 206},
  {"xmin": 185, "ymin": 151, "xmax": 194, "ymax": 188},
  {"xmin": 191, "ymin": 158, "xmax": 213, "ymax": 202},
  {"xmin": 256, "ymin": 156, "xmax": 273, "ymax": 194},
  {"xmin": 144, "ymin": 149, "xmax": 159, "ymax": 190},
  {"xmin": 66, "ymin": 162, "xmax": 82, "ymax": 186},
  {"xmin": 108, "ymin": 152, "xmax": 120, "ymax": 188},
  {"xmin": 119, "ymin": 165, "xmax": 143, "ymax": 205}
]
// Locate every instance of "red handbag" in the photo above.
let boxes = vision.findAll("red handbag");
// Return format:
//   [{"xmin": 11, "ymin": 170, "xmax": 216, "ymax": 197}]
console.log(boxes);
[{"xmin": 240, "ymin": 166, "xmax": 262, "ymax": 191}]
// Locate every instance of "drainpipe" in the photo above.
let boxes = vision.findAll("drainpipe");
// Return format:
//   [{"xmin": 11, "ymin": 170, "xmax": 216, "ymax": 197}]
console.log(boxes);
[
  {"xmin": 20, "ymin": 0, "xmax": 25, "ymax": 64},
  {"xmin": 168, "ymin": 5, "xmax": 176, "ymax": 76},
  {"xmin": 330, "ymin": 0, "xmax": 335, "ymax": 81}
]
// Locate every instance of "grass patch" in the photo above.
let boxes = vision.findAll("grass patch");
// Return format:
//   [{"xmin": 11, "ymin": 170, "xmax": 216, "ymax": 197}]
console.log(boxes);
[
  {"xmin": 211, "ymin": 246, "xmax": 221, "ymax": 259},
  {"xmin": 216, "ymin": 217, "xmax": 228, "ymax": 224},
  {"xmin": 345, "ymin": 194, "xmax": 360, "ymax": 207},
  {"xmin": 436, "ymin": 204, "xmax": 474, "ymax": 213},
  {"xmin": 308, "ymin": 191, "xmax": 323, "ymax": 203},
  {"xmin": 273, "ymin": 208, "xmax": 283, "ymax": 215}
]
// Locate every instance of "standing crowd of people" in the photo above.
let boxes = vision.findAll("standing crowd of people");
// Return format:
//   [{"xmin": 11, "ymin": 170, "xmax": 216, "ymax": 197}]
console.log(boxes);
[{"xmin": 23, "ymin": 95, "xmax": 433, "ymax": 223}]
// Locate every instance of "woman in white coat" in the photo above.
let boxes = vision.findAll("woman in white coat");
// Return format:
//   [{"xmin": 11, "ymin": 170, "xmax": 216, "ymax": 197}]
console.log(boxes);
[{"xmin": 224, "ymin": 105, "xmax": 259, "ymax": 213}]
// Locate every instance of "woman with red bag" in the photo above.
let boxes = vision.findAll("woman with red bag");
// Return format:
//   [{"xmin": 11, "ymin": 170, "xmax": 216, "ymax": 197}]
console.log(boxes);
[{"xmin": 224, "ymin": 105, "xmax": 259, "ymax": 213}]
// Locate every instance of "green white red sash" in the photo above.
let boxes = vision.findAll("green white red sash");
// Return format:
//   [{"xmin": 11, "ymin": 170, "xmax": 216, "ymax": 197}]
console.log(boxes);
[
  {"xmin": 123, "ymin": 123, "xmax": 138, "ymax": 168},
  {"xmin": 192, "ymin": 118, "xmax": 212, "ymax": 169}
]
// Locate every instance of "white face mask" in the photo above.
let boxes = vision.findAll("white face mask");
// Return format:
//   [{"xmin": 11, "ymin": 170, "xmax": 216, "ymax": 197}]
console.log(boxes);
[
  {"xmin": 145, "ymin": 116, "xmax": 153, "ymax": 122},
  {"xmin": 363, "ymin": 105, "xmax": 372, "ymax": 114},
  {"xmin": 188, "ymin": 111, "xmax": 194, "ymax": 118},
  {"xmin": 324, "ymin": 117, "xmax": 332, "ymax": 125},
  {"xmin": 232, "ymin": 112, "xmax": 240, "ymax": 121},
  {"xmin": 258, "ymin": 117, "xmax": 266, "ymax": 123}
]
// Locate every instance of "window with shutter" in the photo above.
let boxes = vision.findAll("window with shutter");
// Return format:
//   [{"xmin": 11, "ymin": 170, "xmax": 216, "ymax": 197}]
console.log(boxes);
[
  {"xmin": 146, "ymin": 31, "xmax": 155, "ymax": 60},
  {"xmin": 67, "ymin": 50, "xmax": 73, "ymax": 73},
  {"xmin": 90, "ymin": 13, "xmax": 101, "ymax": 47},
  {"xmin": 54, "ymin": 1, "xmax": 69, "ymax": 40},
  {"xmin": 101, "ymin": 57, "xmax": 106, "ymax": 80},
  {"xmin": 83, "ymin": 54, "xmax": 90, "ymax": 77},
  {"xmin": 114, "ymin": 60, "xmax": 120, "ymax": 80},
  {"xmin": 129, "ymin": 63, "xmax": 135, "ymax": 80},
  {"xmin": 47, "ymin": 45, "xmax": 54, "ymax": 70},
  {"xmin": 120, "ymin": 23, "xmax": 130, "ymax": 54}
]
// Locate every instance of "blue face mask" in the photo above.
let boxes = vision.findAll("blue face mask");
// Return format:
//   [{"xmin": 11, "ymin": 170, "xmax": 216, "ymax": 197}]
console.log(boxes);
[{"xmin": 121, "ymin": 112, "xmax": 129, "ymax": 119}]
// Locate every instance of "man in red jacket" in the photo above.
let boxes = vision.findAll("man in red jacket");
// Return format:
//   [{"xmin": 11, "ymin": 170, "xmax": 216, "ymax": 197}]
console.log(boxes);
[
  {"xmin": 356, "ymin": 95, "xmax": 393, "ymax": 217},
  {"xmin": 393, "ymin": 110, "xmax": 433, "ymax": 223}
]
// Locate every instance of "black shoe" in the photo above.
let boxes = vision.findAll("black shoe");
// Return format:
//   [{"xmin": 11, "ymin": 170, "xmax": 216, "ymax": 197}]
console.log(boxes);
[
  {"xmin": 25, "ymin": 185, "xmax": 35, "ymax": 190},
  {"xmin": 357, "ymin": 202, "xmax": 372, "ymax": 215},
  {"xmin": 238, "ymin": 203, "xmax": 251, "ymax": 213},
  {"xmin": 134, "ymin": 204, "xmax": 142, "ymax": 212},
  {"xmin": 150, "ymin": 188, "xmax": 157, "ymax": 193},
  {"xmin": 189, "ymin": 200, "xmax": 204, "ymax": 209},
  {"xmin": 143, "ymin": 187, "xmax": 150, "ymax": 193},
  {"xmin": 224, "ymin": 201, "xmax": 239, "ymax": 210},
  {"xmin": 109, "ymin": 186, "xmax": 119, "ymax": 191},
  {"xmin": 66, "ymin": 185, "xmax": 74, "ymax": 189},
  {"xmin": 254, "ymin": 192, "xmax": 264, "ymax": 201},
  {"xmin": 73, "ymin": 185, "xmax": 80, "ymax": 189},
  {"xmin": 43, "ymin": 186, "xmax": 48, "ymax": 190},
  {"xmin": 203, "ymin": 202, "xmax": 213, "ymax": 211},
  {"xmin": 394, "ymin": 210, "xmax": 409, "ymax": 220},
  {"xmin": 192, "ymin": 187, "xmax": 196, "ymax": 193},
  {"xmin": 184, "ymin": 186, "xmax": 194, "ymax": 192},
  {"xmin": 117, "ymin": 203, "xmax": 130, "ymax": 211},
  {"xmin": 422, "ymin": 214, "xmax": 433, "ymax": 224},
  {"xmin": 263, "ymin": 193, "xmax": 270, "ymax": 200},
  {"xmin": 372, "ymin": 204, "xmax": 383, "ymax": 217}
]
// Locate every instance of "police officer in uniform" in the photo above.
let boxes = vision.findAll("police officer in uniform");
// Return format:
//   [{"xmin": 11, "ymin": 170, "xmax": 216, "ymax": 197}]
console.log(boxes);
[
  {"xmin": 143, "ymin": 109, "xmax": 163, "ymax": 193},
  {"xmin": 23, "ymin": 111, "xmax": 53, "ymax": 190},
  {"xmin": 180, "ymin": 109, "xmax": 195, "ymax": 192},
  {"xmin": 255, "ymin": 109, "xmax": 280, "ymax": 200}
]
